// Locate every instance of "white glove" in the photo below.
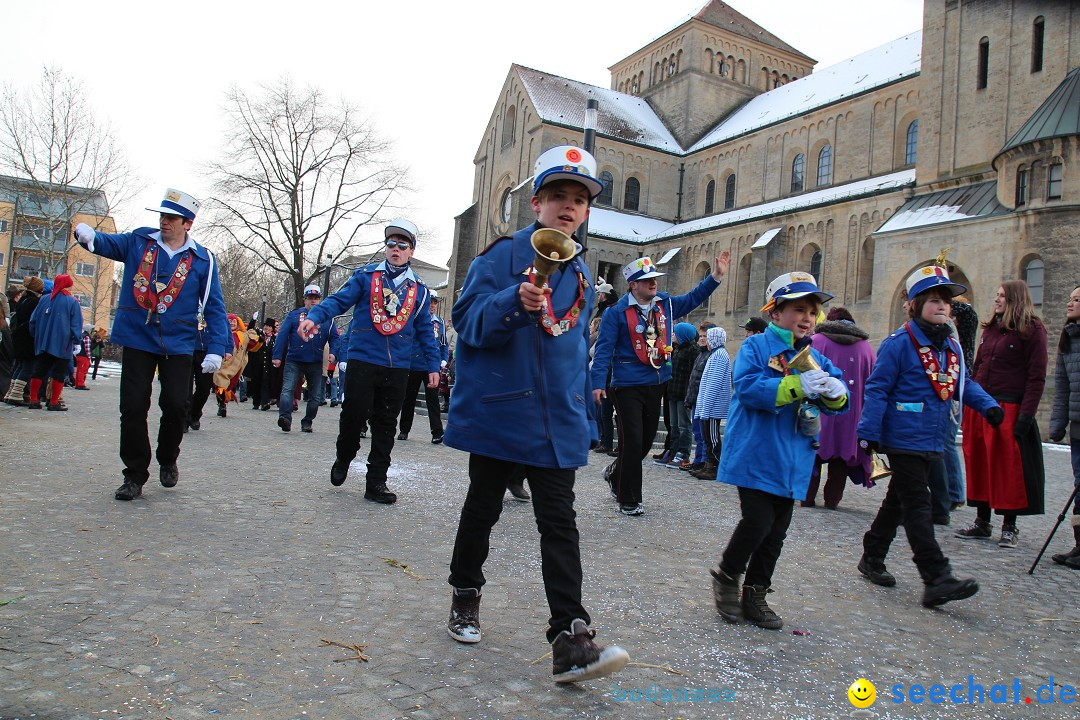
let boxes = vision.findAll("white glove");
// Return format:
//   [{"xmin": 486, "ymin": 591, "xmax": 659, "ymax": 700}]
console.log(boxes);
[
  {"xmin": 798, "ymin": 369, "xmax": 828, "ymax": 397},
  {"xmin": 74, "ymin": 222, "xmax": 96, "ymax": 246},
  {"xmin": 73, "ymin": 346, "xmax": 81, "ymax": 356},
  {"xmin": 337, "ymin": 361, "xmax": 347, "ymax": 373},
  {"xmin": 819, "ymin": 376, "xmax": 848, "ymax": 400},
  {"xmin": 440, "ymin": 360, "xmax": 448, "ymax": 369},
  {"xmin": 201, "ymin": 353, "xmax": 223, "ymax": 373}
]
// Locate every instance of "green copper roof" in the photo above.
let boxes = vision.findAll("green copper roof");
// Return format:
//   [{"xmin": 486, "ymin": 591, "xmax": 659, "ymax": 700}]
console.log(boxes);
[{"xmin": 999, "ymin": 66, "xmax": 1080, "ymax": 156}]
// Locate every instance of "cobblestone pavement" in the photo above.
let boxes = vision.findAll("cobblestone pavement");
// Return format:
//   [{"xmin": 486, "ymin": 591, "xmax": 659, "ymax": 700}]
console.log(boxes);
[{"xmin": 1, "ymin": 370, "xmax": 1077, "ymax": 720}]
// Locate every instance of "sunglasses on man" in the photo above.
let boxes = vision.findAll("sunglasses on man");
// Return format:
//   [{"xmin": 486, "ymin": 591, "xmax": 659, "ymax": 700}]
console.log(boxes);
[{"xmin": 385, "ymin": 239, "xmax": 412, "ymax": 250}]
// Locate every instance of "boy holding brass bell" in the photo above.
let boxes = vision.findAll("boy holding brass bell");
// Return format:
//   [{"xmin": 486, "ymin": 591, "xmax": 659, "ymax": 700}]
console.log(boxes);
[
  {"xmin": 710, "ymin": 272, "xmax": 848, "ymax": 630},
  {"xmin": 443, "ymin": 146, "xmax": 629, "ymax": 683}
]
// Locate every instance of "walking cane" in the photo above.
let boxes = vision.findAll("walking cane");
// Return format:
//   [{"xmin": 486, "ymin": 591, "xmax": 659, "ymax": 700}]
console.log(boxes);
[{"xmin": 1028, "ymin": 483, "xmax": 1080, "ymax": 574}]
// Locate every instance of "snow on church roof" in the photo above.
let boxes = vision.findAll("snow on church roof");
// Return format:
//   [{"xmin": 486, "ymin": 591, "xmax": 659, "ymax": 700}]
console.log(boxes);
[
  {"xmin": 689, "ymin": 31, "xmax": 922, "ymax": 152},
  {"xmin": 515, "ymin": 65, "xmax": 682, "ymax": 153},
  {"xmin": 589, "ymin": 169, "xmax": 915, "ymax": 244}
]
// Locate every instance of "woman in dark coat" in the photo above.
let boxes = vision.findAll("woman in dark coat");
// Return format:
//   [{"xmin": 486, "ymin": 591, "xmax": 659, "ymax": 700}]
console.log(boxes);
[
  {"xmin": 958, "ymin": 280, "xmax": 1048, "ymax": 548},
  {"xmin": 1048, "ymin": 285, "xmax": 1080, "ymax": 569},
  {"xmin": 3, "ymin": 276, "xmax": 44, "ymax": 405}
]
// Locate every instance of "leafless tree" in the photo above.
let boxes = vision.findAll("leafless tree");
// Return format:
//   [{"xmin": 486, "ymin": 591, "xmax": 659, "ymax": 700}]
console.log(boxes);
[
  {"xmin": 205, "ymin": 77, "xmax": 407, "ymax": 307},
  {"xmin": 209, "ymin": 239, "xmax": 293, "ymax": 325},
  {"xmin": 0, "ymin": 67, "xmax": 140, "ymax": 278}
]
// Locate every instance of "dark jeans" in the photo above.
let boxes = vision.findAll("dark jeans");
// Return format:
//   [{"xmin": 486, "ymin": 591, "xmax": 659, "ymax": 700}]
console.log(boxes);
[
  {"xmin": 279, "ymin": 360, "xmax": 323, "ymax": 425},
  {"xmin": 336, "ymin": 360, "xmax": 409, "ymax": 485},
  {"xmin": 609, "ymin": 384, "xmax": 664, "ymax": 505},
  {"xmin": 927, "ymin": 457, "xmax": 951, "ymax": 521},
  {"xmin": 1071, "ymin": 439, "xmax": 1080, "ymax": 515},
  {"xmin": 91, "ymin": 356, "xmax": 102, "ymax": 379},
  {"xmin": 13, "ymin": 357, "xmax": 34, "ymax": 382},
  {"xmin": 119, "ymin": 347, "xmax": 193, "ymax": 485},
  {"xmin": 597, "ymin": 392, "xmax": 615, "ymax": 447},
  {"xmin": 720, "ymin": 487, "xmax": 794, "ymax": 588},
  {"xmin": 398, "ymin": 369, "xmax": 443, "ymax": 437},
  {"xmin": 863, "ymin": 453, "xmax": 951, "ymax": 583},
  {"xmin": 449, "ymin": 453, "xmax": 588, "ymax": 642},
  {"xmin": 185, "ymin": 349, "xmax": 214, "ymax": 423}
]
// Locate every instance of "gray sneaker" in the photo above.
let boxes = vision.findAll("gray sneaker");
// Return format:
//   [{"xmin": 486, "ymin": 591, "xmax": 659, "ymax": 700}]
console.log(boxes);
[{"xmin": 998, "ymin": 524, "xmax": 1019, "ymax": 548}]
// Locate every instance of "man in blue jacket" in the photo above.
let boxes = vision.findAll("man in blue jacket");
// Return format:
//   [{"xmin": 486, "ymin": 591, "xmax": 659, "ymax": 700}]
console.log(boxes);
[
  {"xmin": 397, "ymin": 292, "xmax": 450, "ymax": 443},
  {"xmin": 299, "ymin": 219, "xmax": 439, "ymax": 504},
  {"xmin": 273, "ymin": 285, "xmax": 340, "ymax": 433},
  {"xmin": 591, "ymin": 252, "xmax": 730, "ymax": 516},
  {"xmin": 443, "ymin": 145, "xmax": 628, "ymax": 684},
  {"xmin": 74, "ymin": 188, "xmax": 230, "ymax": 501}
]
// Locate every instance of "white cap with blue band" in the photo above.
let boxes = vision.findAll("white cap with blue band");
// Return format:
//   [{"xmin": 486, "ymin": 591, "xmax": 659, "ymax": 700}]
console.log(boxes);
[{"xmin": 147, "ymin": 188, "xmax": 200, "ymax": 220}]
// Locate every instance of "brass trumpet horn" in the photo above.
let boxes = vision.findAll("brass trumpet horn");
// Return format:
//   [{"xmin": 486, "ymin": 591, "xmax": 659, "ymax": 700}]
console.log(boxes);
[
  {"xmin": 788, "ymin": 345, "xmax": 821, "ymax": 373},
  {"xmin": 530, "ymin": 228, "xmax": 576, "ymax": 288}
]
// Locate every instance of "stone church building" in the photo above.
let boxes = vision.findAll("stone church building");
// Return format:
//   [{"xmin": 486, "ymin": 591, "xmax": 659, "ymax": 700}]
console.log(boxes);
[{"xmin": 450, "ymin": 0, "xmax": 1080, "ymax": 411}]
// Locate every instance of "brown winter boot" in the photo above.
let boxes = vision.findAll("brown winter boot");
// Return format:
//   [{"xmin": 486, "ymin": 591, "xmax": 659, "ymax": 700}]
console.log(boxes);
[
  {"xmin": 3, "ymin": 379, "xmax": 27, "ymax": 406},
  {"xmin": 710, "ymin": 568, "xmax": 742, "ymax": 623},
  {"xmin": 1052, "ymin": 519, "xmax": 1080, "ymax": 565}
]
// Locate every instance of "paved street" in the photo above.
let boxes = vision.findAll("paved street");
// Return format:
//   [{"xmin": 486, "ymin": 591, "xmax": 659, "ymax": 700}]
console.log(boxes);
[{"xmin": 0, "ymin": 369, "xmax": 1077, "ymax": 720}]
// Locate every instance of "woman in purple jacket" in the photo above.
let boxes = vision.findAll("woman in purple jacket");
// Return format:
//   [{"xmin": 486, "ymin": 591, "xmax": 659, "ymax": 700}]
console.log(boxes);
[{"xmin": 804, "ymin": 307, "xmax": 876, "ymax": 509}]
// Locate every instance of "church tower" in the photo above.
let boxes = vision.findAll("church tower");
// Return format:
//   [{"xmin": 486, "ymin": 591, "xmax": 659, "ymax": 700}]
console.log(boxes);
[{"xmin": 609, "ymin": 0, "xmax": 816, "ymax": 148}]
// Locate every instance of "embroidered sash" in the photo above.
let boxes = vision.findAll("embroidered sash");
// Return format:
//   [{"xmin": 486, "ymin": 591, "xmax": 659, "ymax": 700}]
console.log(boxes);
[
  {"xmin": 370, "ymin": 272, "xmax": 417, "ymax": 335},
  {"xmin": 624, "ymin": 303, "xmax": 669, "ymax": 368},
  {"xmin": 132, "ymin": 241, "xmax": 193, "ymax": 321},
  {"xmin": 905, "ymin": 323, "xmax": 960, "ymax": 400},
  {"xmin": 528, "ymin": 266, "xmax": 587, "ymax": 337}
]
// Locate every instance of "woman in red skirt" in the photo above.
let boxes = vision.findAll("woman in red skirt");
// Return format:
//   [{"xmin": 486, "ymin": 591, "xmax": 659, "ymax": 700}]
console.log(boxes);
[{"xmin": 957, "ymin": 281, "xmax": 1048, "ymax": 548}]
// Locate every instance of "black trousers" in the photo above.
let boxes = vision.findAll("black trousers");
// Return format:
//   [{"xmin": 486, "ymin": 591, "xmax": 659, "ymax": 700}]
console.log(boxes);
[
  {"xmin": 720, "ymin": 487, "xmax": 795, "ymax": 588},
  {"xmin": 32, "ymin": 353, "xmax": 70, "ymax": 381},
  {"xmin": 185, "ymin": 349, "xmax": 214, "ymax": 423},
  {"xmin": 449, "ymin": 453, "xmax": 589, "ymax": 642},
  {"xmin": 398, "ymin": 369, "xmax": 443, "ymax": 437},
  {"xmin": 336, "ymin": 360, "xmax": 409, "ymax": 486},
  {"xmin": 119, "ymin": 347, "xmax": 193, "ymax": 485},
  {"xmin": 609, "ymin": 384, "xmax": 664, "ymax": 505},
  {"xmin": 91, "ymin": 356, "xmax": 102, "ymax": 379},
  {"xmin": 863, "ymin": 453, "xmax": 951, "ymax": 583}
]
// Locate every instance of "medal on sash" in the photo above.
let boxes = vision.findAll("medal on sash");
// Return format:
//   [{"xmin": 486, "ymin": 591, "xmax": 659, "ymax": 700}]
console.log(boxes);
[
  {"xmin": 905, "ymin": 323, "xmax": 959, "ymax": 400},
  {"xmin": 624, "ymin": 304, "xmax": 669, "ymax": 368},
  {"xmin": 528, "ymin": 266, "xmax": 587, "ymax": 337},
  {"xmin": 132, "ymin": 241, "xmax": 193, "ymax": 324},
  {"xmin": 370, "ymin": 271, "xmax": 417, "ymax": 336}
]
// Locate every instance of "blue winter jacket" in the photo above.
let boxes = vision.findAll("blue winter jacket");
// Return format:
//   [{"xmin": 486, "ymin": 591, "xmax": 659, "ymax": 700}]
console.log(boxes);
[
  {"xmin": 29, "ymin": 293, "xmax": 83, "ymax": 358},
  {"xmin": 444, "ymin": 223, "xmax": 596, "ymax": 469},
  {"xmin": 716, "ymin": 325, "xmax": 847, "ymax": 499},
  {"xmin": 304, "ymin": 262, "xmax": 439, "ymax": 372},
  {"xmin": 409, "ymin": 313, "xmax": 450, "ymax": 371},
  {"xmin": 857, "ymin": 322, "xmax": 998, "ymax": 454},
  {"xmin": 590, "ymin": 275, "xmax": 720, "ymax": 389},
  {"xmin": 79, "ymin": 228, "xmax": 230, "ymax": 356},
  {"xmin": 274, "ymin": 306, "xmax": 341, "ymax": 364}
]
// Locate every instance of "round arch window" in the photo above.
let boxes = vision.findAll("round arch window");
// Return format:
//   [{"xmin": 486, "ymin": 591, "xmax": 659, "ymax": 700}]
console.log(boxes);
[{"xmin": 501, "ymin": 189, "xmax": 513, "ymax": 223}]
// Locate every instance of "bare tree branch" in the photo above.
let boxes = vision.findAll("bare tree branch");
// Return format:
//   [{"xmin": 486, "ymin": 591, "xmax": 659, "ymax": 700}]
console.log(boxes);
[
  {"xmin": 202, "ymin": 77, "xmax": 408, "ymax": 306},
  {"xmin": 0, "ymin": 66, "xmax": 143, "ymax": 277}
]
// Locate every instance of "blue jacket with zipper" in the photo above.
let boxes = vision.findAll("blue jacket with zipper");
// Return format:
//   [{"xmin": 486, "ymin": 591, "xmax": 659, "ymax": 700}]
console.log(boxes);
[
  {"xmin": 443, "ymin": 223, "xmax": 596, "ymax": 469},
  {"xmin": 858, "ymin": 321, "xmax": 998, "ymax": 454},
  {"xmin": 590, "ymin": 275, "xmax": 720, "ymax": 389},
  {"xmin": 304, "ymin": 262, "xmax": 438, "ymax": 372},
  {"xmin": 274, "ymin": 306, "xmax": 340, "ymax": 364},
  {"xmin": 78, "ymin": 228, "xmax": 229, "ymax": 357}
]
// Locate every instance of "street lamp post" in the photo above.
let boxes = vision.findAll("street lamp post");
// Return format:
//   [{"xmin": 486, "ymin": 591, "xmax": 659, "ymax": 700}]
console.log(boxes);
[
  {"xmin": 321, "ymin": 253, "xmax": 333, "ymax": 297},
  {"xmin": 578, "ymin": 98, "xmax": 598, "ymax": 250}
]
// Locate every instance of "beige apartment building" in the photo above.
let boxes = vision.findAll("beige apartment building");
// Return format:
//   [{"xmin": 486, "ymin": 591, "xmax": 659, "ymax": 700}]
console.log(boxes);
[
  {"xmin": 450, "ymin": 0, "xmax": 1080, "ymax": 395},
  {"xmin": 0, "ymin": 176, "xmax": 118, "ymax": 330}
]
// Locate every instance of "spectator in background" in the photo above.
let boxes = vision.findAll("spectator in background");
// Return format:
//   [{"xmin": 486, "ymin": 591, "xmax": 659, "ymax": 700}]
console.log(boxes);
[
  {"xmin": 90, "ymin": 328, "xmax": 106, "ymax": 380},
  {"xmin": 398, "ymin": 293, "xmax": 449, "ymax": 444},
  {"xmin": 958, "ymin": 281, "xmax": 1048, "ymax": 549},
  {"xmin": 1049, "ymin": 284, "xmax": 1080, "ymax": 570},
  {"xmin": 693, "ymin": 326, "xmax": 732, "ymax": 480},
  {"xmin": 950, "ymin": 295, "xmax": 978, "ymax": 373},
  {"xmin": 27, "ymin": 274, "xmax": 84, "ymax": 411},
  {"xmin": 4, "ymin": 278, "xmax": 42, "ymax": 405},
  {"xmin": 73, "ymin": 327, "xmax": 92, "ymax": 390},
  {"xmin": 743, "ymin": 317, "xmax": 768, "ymax": 337},
  {"xmin": 274, "ymin": 286, "xmax": 341, "ymax": 434},
  {"xmin": 661, "ymin": 322, "xmax": 699, "ymax": 469},
  {"xmin": 683, "ymin": 322, "xmax": 717, "ymax": 473},
  {"xmin": 804, "ymin": 307, "xmax": 876, "ymax": 509}
]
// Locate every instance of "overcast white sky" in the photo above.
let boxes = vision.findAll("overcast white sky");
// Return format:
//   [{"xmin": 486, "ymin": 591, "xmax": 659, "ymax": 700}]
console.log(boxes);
[{"xmin": 1, "ymin": 0, "xmax": 922, "ymax": 267}]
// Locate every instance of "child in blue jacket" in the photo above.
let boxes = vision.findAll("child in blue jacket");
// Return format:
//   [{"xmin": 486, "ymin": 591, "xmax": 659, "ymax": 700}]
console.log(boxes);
[
  {"xmin": 711, "ymin": 273, "xmax": 848, "ymax": 630},
  {"xmin": 856, "ymin": 265, "xmax": 1002, "ymax": 608}
]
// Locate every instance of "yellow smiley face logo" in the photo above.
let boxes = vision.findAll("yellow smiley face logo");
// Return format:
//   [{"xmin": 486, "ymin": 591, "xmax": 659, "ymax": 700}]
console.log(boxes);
[{"xmin": 848, "ymin": 678, "xmax": 876, "ymax": 708}]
